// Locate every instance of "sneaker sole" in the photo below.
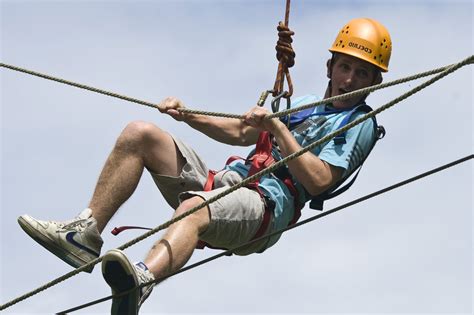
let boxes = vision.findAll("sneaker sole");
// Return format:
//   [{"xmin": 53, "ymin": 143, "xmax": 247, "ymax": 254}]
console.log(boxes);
[
  {"xmin": 102, "ymin": 249, "xmax": 140, "ymax": 315},
  {"xmin": 17, "ymin": 216, "xmax": 94, "ymax": 273}
]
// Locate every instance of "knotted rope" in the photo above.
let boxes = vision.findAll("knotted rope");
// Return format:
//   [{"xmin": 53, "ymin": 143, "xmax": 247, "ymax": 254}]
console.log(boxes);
[{"xmin": 272, "ymin": 0, "xmax": 295, "ymax": 98}]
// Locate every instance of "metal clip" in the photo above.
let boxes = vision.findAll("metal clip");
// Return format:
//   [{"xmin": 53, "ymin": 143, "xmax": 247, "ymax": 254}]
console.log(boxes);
[
  {"xmin": 257, "ymin": 90, "xmax": 274, "ymax": 107},
  {"xmin": 271, "ymin": 91, "xmax": 290, "ymax": 113},
  {"xmin": 257, "ymin": 90, "xmax": 292, "ymax": 127}
]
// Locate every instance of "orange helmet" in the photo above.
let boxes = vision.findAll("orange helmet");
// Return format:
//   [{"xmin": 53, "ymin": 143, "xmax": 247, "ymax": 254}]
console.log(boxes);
[{"xmin": 329, "ymin": 18, "xmax": 392, "ymax": 72}]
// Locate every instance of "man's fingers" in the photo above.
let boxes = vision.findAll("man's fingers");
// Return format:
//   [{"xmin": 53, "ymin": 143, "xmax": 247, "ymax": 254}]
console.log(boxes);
[{"xmin": 157, "ymin": 97, "xmax": 183, "ymax": 113}]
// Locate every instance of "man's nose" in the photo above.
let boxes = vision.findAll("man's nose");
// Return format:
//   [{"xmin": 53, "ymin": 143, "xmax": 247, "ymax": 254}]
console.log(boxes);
[{"xmin": 343, "ymin": 71, "xmax": 356, "ymax": 86}]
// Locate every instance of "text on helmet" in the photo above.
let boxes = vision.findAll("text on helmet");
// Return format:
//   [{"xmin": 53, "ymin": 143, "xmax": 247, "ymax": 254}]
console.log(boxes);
[{"xmin": 348, "ymin": 42, "xmax": 372, "ymax": 54}]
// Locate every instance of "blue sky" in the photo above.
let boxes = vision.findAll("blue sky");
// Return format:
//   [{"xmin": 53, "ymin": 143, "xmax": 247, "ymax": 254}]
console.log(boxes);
[{"xmin": 1, "ymin": 0, "xmax": 472, "ymax": 314}]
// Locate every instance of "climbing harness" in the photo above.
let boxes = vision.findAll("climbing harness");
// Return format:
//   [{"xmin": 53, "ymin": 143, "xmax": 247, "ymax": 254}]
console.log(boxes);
[
  {"xmin": 196, "ymin": 130, "xmax": 303, "ymax": 253},
  {"xmin": 113, "ymin": 129, "xmax": 301, "ymax": 254},
  {"xmin": 114, "ymin": 104, "xmax": 384, "ymax": 251},
  {"xmin": 112, "ymin": 105, "xmax": 382, "ymax": 251}
]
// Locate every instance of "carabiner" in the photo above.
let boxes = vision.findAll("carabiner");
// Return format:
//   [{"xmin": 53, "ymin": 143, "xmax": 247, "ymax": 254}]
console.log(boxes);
[{"xmin": 271, "ymin": 91, "xmax": 291, "ymax": 113}]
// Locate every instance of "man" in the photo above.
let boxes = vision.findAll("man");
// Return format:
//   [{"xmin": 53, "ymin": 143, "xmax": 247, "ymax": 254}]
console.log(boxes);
[{"xmin": 18, "ymin": 18, "xmax": 391, "ymax": 314}]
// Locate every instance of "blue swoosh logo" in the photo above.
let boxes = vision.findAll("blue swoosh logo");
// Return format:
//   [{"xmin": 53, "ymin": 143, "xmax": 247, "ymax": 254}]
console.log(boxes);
[{"xmin": 66, "ymin": 232, "xmax": 100, "ymax": 257}]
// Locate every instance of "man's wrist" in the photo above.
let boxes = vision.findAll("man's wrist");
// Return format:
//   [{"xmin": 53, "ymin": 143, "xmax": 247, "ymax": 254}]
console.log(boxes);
[
  {"xmin": 185, "ymin": 112, "xmax": 206, "ymax": 127},
  {"xmin": 265, "ymin": 118, "xmax": 287, "ymax": 136}
]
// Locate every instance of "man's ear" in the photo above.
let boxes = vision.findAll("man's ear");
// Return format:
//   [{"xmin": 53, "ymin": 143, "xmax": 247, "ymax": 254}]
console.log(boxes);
[
  {"xmin": 374, "ymin": 72, "xmax": 383, "ymax": 85},
  {"xmin": 326, "ymin": 59, "xmax": 332, "ymax": 79}
]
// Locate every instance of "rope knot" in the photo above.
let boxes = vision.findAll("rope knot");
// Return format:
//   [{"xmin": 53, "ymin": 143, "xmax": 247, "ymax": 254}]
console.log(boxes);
[
  {"xmin": 273, "ymin": 21, "xmax": 295, "ymax": 98},
  {"xmin": 275, "ymin": 22, "xmax": 295, "ymax": 68}
]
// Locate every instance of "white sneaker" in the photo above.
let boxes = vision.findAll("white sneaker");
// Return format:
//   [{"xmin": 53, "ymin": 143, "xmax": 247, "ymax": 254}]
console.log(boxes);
[
  {"xmin": 17, "ymin": 208, "xmax": 103, "ymax": 273},
  {"xmin": 102, "ymin": 249, "xmax": 155, "ymax": 315}
]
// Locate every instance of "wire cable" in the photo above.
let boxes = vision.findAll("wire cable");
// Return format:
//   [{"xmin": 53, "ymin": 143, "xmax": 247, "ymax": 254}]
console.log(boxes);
[{"xmin": 56, "ymin": 154, "xmax": 473, "ymax": 314}]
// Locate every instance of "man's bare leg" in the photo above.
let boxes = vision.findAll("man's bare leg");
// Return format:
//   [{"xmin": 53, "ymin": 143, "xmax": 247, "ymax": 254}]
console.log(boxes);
[
  {"xmin": 100, "ymin": 196, "xmax": 210, "ymax": 314},
  {"xmin": 143, "ymin": 196, "xmax": 211, "ymax": 280},
  {"xmin": 88, "ymin": 121, "xmax": 186, "ymax": 233},
  {"xmin": 17, "ymin": 120, "xmax": 190, "ymax": 274}
]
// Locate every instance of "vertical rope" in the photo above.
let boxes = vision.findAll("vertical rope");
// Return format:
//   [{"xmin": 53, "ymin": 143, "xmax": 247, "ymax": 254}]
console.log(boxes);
[
  {"xmin": 272, "ymin": 0, "xmax": 295, "ymax": 98},
  {"xmin": 284, "ymin": 0, "xmax": 291, "ymax": 25}
]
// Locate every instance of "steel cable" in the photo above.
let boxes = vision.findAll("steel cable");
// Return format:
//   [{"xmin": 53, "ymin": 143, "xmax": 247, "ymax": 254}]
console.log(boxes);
[{"xmin": 56, "ymin": 154, "xmax": 473, "ymax": 314}]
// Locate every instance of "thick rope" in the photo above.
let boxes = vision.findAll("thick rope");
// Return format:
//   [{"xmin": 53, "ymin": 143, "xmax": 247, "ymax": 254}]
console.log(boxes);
[
  {"xmin": 0, "ymin": 55, "xmax": 471, "ymax": 312},
  {"xmin": 0, "ymin": 63, "xmax": 161, "ymax": 110},
  {"xmin": 3, "ymin": 58, "xmax": 472, "ymax": 120},
  {"xmin": 273, "ymin": 0, "xmax": 295, "ymax": 97},
  {"xmin": 57, "ymin": 154, "xmax": 473, "ymax": 313}
]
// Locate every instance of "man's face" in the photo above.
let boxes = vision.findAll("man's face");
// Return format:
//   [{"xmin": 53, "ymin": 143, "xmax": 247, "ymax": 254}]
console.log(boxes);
[{"xmin": 327, "ymin": 54, "xmax": 379, "ymax": 109}]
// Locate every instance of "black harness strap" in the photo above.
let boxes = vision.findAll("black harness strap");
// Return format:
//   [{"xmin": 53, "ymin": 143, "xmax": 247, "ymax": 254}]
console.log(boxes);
[{"xmin": 308, "ymin": 106, "xmax": 385, "ymax": 210}]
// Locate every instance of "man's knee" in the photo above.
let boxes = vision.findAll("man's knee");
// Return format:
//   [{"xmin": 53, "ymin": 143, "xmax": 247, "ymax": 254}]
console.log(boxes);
[
  {"xmin": 175, "ymin": 196, "xmax": 211, "ymax": 234},
  {"xmin": 117, "ymin": 121, "xmax": 165, "ymax": 151}
]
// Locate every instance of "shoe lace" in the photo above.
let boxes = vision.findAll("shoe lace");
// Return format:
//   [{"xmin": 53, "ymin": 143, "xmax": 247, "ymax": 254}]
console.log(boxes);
[
  {"xmin": 135, "ymin": 265, "xmax": 154, "ymax": 307},
  {"xmin": 55, "ymin": 218, "xmax": 88, "ymax": 231}
]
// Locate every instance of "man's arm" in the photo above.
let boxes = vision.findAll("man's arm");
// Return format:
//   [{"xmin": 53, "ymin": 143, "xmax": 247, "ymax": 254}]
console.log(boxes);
[
  {"xmin": 186, "ymin": 114, "xmax": 260, "ymax": 146},
  {"xmin": 245, "ymin": 105, "xmax": 344, "ymax": 196},
  {"xmin": 271, "ymin": 120, "xmax": 344, "ymax": 196},
  {"xmin": 157, "ymin": 97, "xmax": 260, "ymax": 146}
]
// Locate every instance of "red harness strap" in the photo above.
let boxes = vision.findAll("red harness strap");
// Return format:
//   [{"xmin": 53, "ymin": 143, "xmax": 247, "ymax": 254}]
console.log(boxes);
[
  {"xmin": 248, "ymin": 131, "xmax": 303, "ymax": 225},
  {"xmin": 247, "ymin": 131, "xmax": 275, "ymax": 175},
  {"xmin": 244, "ymin": 131, "xmax": 275, "ymax": 241},
  {"xmin": 197, "ymin": 131, "xmax": 302, "ymax": 252},
  {"xmin": 196, "ymin": 170, "xmax": 223, "ymax": 251},
  {"xmin": 196, "ymin": 167, "xmax": 272, "ymax": 251}
]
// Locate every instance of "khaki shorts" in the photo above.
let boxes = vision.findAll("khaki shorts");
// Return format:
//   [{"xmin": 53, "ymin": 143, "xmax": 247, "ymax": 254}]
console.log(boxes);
[{"xmin": 149, "ymin": 136, "xmax": 270, "ymax": 255}]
